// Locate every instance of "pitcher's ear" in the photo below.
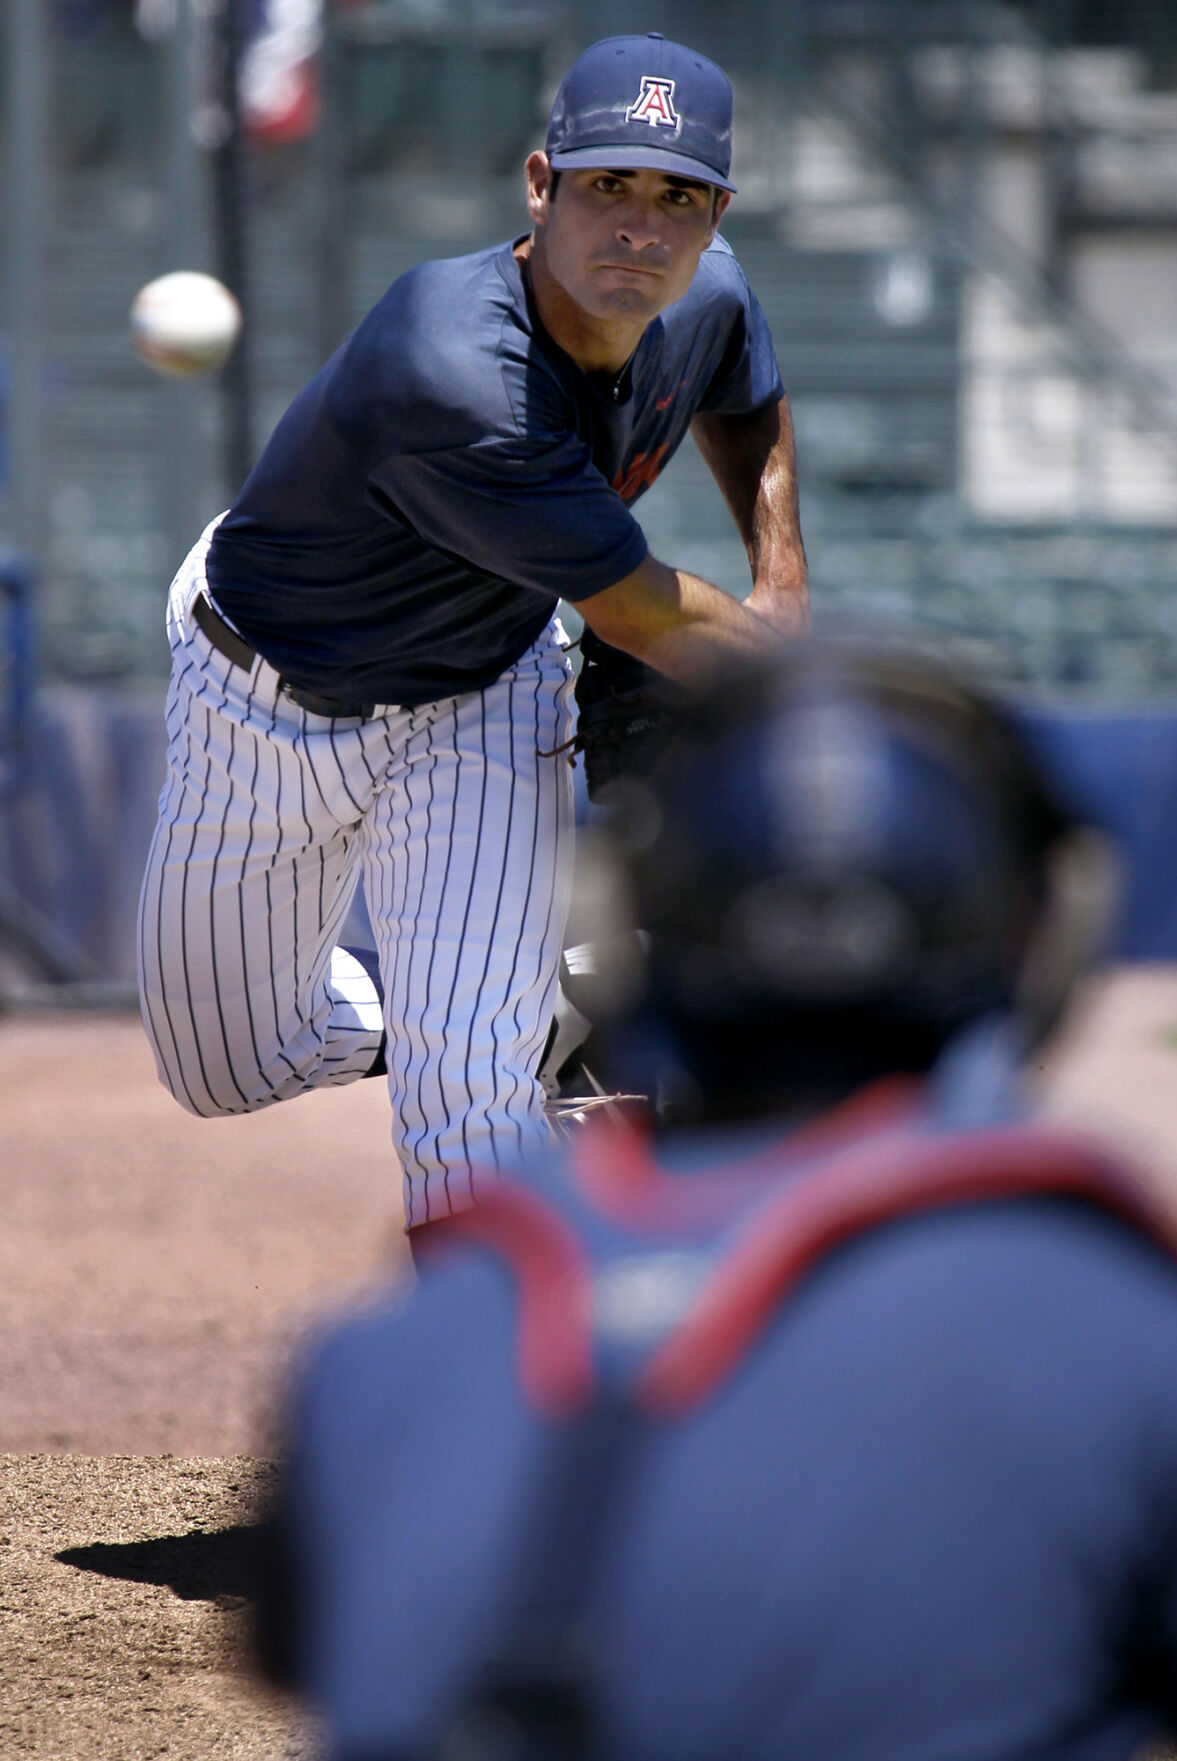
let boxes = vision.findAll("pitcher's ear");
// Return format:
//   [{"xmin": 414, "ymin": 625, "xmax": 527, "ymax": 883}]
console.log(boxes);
[{"xmin": 525, "ymin": 151, "xmax": 556, "ymax": 225}]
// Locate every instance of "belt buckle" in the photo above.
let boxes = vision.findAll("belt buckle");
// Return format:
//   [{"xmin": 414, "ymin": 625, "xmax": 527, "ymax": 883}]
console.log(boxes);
[{"xmin": 282, "ymin": 680, "xmax": 373, "ymax": 720}]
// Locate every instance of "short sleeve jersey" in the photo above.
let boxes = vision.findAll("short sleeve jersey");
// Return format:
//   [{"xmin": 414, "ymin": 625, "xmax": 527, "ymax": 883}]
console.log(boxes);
[{"xmin": 205, "ymin": 235, "xmax": 783, "ymax": 707}]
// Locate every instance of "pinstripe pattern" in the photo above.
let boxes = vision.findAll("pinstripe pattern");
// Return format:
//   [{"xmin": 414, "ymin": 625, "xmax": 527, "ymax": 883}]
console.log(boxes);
[{"xmin": 137, "ymin": 524, "xmax": 575, "ymax": 1223}]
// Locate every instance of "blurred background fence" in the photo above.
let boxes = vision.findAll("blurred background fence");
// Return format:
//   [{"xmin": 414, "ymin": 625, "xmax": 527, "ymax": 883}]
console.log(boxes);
[{"xmin": 1, "ymin": 0, "xmax": 1176, "ymax": 989}]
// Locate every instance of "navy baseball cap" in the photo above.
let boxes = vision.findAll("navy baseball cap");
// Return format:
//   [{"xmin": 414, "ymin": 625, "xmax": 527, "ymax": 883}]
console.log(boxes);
[{"xmin": 545, "ymin": 32, "xmax": 737, "ymax": 194}]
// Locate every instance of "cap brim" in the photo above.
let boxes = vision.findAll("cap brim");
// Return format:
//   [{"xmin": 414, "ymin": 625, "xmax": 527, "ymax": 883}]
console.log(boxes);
[{"xmin": 547, "ymin": 143, "xmax": 736, "ymax": 194}]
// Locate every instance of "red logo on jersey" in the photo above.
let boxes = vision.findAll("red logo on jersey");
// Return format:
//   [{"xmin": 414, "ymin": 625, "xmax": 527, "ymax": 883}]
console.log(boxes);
[
  {"xmin": 656, "ymin": 379, "xmax": 685, "ymax": 411},
  {"xmin": 614, "ymin": 444, "xmax": 669, "ymax": 501},
  {"xmin": 625, "ymin": 76, "xmax": 679, "ymax": 130}
]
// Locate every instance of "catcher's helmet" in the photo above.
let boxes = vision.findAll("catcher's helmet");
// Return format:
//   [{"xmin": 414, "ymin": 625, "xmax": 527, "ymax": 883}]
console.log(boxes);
[{"xmin": 577, "ymin": 641, "xmax": 1115, "ymax": 1106}]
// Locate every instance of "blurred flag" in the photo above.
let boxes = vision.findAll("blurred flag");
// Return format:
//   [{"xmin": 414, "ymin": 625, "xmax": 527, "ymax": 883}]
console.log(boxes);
[
  {"xmin": 135, "ymin": 0, "xmax": 364, "ymax": 147},
  {"xmin": 239, "ymin": 0, "xmax": 322, "ymax": 146}
]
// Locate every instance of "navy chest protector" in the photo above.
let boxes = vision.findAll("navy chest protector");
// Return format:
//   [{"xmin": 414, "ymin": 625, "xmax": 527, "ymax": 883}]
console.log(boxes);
[{"xmin": 409, "ymin": 1093, "xmax": 1177, "ymax": 1761}]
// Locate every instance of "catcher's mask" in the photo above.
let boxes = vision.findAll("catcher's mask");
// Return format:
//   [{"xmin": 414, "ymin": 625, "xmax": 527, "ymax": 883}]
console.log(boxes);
[{"xmin": 572, "ymin": 640, "xmax": 1118, "ymax": 1103}]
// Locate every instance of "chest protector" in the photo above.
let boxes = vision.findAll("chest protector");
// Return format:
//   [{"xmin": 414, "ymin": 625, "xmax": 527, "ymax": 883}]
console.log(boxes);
[{"xmin": 411, "ymin": 1089, "xmax": 1177, "ymax": 1761}]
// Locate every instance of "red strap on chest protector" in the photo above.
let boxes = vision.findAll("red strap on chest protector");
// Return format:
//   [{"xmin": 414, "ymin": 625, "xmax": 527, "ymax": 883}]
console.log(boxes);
[
  {"xmin": 414, "ymin": 1181, "xmax": 596, "ymax": 1416},
  {"xmin": 637, "ymin": 1122, "xmax": 1177, "ymax": 1414},
  {"xmin": 565, "ymin": 1078, "xmax": 924, "ymax": 1231},
  {"xmin": 419, "ymin": 1115, "xmax": 1176, "ymax": 1420}
]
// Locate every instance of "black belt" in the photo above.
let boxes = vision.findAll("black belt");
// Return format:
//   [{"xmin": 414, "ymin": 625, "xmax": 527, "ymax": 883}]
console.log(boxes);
[{"xmin": 192, "ymin": 592, "xmax": 375, "ymax": 719}]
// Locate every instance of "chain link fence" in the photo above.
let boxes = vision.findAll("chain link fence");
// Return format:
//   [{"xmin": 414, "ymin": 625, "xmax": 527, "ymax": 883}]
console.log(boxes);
[{"xmin": 2, "ymin": 0, "xmax": 1175, "ymax": 700}]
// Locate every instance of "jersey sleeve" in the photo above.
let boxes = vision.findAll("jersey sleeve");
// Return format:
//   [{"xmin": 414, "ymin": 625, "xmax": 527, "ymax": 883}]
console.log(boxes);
[
  {"xmin": 695, "ymin": 257, "xmax": 785, "ymax": 417},
  {"xmin": 368, "ymin": 429, "xmax": 649, "ymax": 603}
]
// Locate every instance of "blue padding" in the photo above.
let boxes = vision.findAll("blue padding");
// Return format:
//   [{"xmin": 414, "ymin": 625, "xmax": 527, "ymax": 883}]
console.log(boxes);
[
  {"xmin": 1014, "ymin": 708, "xmax": 1177, "ymax": 960},
  {"xmin": 4, "ymin": 692, "xmax": 1175, "ymax": 978}
]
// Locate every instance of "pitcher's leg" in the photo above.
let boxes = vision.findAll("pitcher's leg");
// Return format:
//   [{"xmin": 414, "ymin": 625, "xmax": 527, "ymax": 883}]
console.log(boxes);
[
  {"xmin": 137, "ymin": 554, "xmax": 385, "ymax": 1116},
  {"xmin": 369, "ymin": 638, "xmax": 574, "ymax": 1224}
]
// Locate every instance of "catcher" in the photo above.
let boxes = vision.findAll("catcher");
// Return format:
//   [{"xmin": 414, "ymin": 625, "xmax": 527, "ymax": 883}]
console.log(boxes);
[{"xmin": 259, "ymin": 642, "xmax": 1177, "ymax": 1761}]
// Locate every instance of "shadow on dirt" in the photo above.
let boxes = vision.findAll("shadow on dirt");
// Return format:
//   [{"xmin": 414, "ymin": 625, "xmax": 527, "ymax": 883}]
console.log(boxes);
[{"xmin": 56, "ymin": 1524, "xmax": 264, "ymax": 1603}]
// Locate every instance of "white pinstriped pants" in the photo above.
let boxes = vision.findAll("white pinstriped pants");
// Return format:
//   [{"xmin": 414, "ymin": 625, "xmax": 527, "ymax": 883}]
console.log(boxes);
[{"xmin": 137, "ymin": 525, "xmax": 575, "ymax": 1226}]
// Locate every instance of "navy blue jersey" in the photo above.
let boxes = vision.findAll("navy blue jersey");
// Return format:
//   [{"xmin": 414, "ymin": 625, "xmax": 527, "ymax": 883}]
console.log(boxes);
[{"xmin": 207, "ymin": 236, "xmax": 783, "ymax": 708}]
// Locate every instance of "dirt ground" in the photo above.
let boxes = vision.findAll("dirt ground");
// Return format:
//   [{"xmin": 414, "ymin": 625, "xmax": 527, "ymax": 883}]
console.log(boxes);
[
  {"xmin": 4, "ymin": 968, "xmax": 1177, "ymax": 1758},
  {"xmin": 1, "ymin": 1009, "xmax": 405, "ymax": 1757}
]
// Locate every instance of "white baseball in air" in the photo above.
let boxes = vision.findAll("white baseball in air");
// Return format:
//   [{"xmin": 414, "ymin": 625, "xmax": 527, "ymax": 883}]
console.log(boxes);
[{"xmin": 130, "ymin": 271, "xmax": 242, "ymax": 378}]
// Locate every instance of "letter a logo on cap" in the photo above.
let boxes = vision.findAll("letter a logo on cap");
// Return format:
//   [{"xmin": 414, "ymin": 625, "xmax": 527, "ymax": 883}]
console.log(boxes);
[{"xmin": 626, "ymin": 76, "xmax": 679, "ymax": 129}]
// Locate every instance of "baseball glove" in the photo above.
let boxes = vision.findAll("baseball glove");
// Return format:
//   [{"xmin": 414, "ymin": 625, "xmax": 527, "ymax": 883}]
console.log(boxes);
[{"xmin": 571, "ymin": 635, "xmax": 678, "ymax": 802}]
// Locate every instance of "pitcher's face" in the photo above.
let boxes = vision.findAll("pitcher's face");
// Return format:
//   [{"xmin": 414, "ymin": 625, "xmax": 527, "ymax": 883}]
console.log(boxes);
[{"xmin": 527, "ymin": 158, "xmax": 727, "ymax": 327}]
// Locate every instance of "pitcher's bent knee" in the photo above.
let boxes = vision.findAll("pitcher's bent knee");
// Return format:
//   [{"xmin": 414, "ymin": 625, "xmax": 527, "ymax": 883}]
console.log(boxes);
[{"xmin": 151, "ymin": 1060, "xmax": 278, "ymax": 1119}]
